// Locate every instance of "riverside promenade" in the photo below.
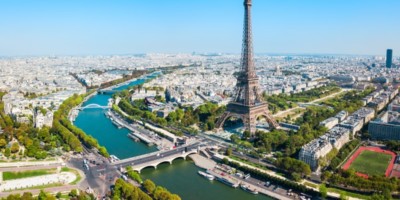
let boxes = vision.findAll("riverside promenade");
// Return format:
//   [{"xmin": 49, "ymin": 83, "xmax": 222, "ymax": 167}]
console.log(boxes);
[{"xmin": 190, "ymin": 153, "xmax": 292, "ymax": 200}]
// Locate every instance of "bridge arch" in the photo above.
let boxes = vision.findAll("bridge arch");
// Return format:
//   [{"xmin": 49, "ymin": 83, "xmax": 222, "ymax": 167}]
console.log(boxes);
[
  {"xmin": 137, "ymin": 165, "xmax": 157, "ymax": 173},
  {"xmin": 156, "ymin": 160, "xmax": 173, "ymax": 167},
  {"xmin": 134, "ymin": 151, "xmax": 198, "ymax": 173},
  {"xmin": 80, "ymin": 104, "xmax": 109, "ymax": 110}
]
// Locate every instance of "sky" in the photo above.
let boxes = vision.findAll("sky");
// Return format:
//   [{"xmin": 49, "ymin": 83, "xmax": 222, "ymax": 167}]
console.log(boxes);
[{"xmin": 0, "ymin": 0, "xmax": 399, "ymax": 56}]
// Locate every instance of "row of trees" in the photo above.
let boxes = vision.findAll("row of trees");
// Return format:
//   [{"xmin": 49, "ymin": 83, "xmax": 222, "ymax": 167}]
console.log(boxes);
[
  {"xmin": 142, "ymin": 179, "xmax": 181, "ymax": 200},
  {"xmin": 2, "ymin": 189, "xmax": 95, "ymax": 200},
  {"xmin": 324, "ymin": 169, "xmax": 399, "ymax": 194},
  {"xmin": 385, "ymin": 140, "xmax": 400, "ymax": 152},
  {"xmin": 126, "ymin": 166, "xmax": 143, "ymax": 183},
  {"xmin": 52, "ymin": 120, "xmax": 82, "ymax": 152},
  {"xmin": 53, "ymin": 93, "xmax": 109, "ymax": 157},
  {"xmin": 112, "ymin": 179, "xmax": 152, "ymax": 200},
  {"xmin": 326, "ymin": 139, "xmax": 360, "ymax": 170},
  {"xmin": 111, "ymin": 178, "xmax": 182, "ymax": 200},
  {"xmin": 274, "ymin": 157, "xmax": 312, "ymax": 179}
]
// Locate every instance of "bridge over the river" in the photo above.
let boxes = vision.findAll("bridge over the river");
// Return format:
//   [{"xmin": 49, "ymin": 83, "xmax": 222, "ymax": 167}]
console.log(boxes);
[
  {"xmin": 79, "ymin": 104, "xmax": 110, "ymax": 110},
  {"xmin": 111, "ymin": 143, "xmax": 201, "ymax": 172}
]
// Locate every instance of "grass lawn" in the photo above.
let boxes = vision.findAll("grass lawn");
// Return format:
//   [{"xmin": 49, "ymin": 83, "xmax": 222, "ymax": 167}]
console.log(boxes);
[
  {"xmin": 349, "ymin": 150, "xmax": 392, "ymax": 176},
  {"xmin": 9, "ymin": 183, "xmax": 63, "ymax": 191},
  {"xmin": 327, "ymin": 187, "xmax": 370, "ymax": 199},
  {"xmin": 304, "ymin": 181, "xmax": 317, "ymax": 188},
  {"xmin": 2, "ymin": 168, "xmax": 57, "ymax": 181},
  {"xmin": 61, "ymin": 167, "xmax": 82, "ymax": 185}
]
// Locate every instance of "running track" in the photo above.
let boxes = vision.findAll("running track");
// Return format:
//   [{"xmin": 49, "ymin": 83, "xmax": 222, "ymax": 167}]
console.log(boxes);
[{"xmin": 342, "ymin": 146, "xmax": 396, "ymax": 178}]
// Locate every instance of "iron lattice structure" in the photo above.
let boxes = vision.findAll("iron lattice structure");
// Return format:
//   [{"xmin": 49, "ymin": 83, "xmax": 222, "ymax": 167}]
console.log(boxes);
[{"xmin": 216, "ymin": 0, "xmax": 279, "ymax": 134}]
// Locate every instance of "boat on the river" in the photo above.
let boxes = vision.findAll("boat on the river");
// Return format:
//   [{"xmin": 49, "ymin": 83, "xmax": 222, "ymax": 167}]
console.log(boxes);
[
  {"xmin": 127, "ymin": 133, "xmax": 139, "ymax": 142},
  {"xmin": 198, "ymin": 171, "xmax": 215, "ymax": 181},
  {"xmin": 110, "ymin": 118, "xmax": 123, "ymax": 129},
  {"xmin": 110, "ymin": 155, "xmax": 120, "ymax": 163},
  {"xmin": 240, "ymin": 184, "xmax": 259, "ymax": 195},
  {"xmin": 216, "ymin": 175, "xmax": 239, "ymax": 188}
]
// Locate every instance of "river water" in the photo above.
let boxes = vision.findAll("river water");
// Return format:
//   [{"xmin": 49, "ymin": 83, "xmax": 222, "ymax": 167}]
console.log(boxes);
[{"xmin": 73, "ymin": 74, "xmax": 271, "ymax": 200}]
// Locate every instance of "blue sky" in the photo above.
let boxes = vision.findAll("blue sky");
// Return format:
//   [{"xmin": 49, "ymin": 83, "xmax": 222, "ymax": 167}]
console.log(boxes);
[{"xmin": 0, "ymin": 0, "xmax": 399, "ymax": 56}]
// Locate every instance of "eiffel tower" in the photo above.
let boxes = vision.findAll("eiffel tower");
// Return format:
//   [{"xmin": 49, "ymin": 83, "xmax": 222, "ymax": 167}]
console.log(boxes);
[{"xmin": 216, "ymin": 0, "xmax": 279, "ymax": 134}]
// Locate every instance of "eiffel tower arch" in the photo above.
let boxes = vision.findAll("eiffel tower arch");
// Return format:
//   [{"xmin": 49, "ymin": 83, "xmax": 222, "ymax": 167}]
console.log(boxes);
[{"xmin": 215, "ymin": 0, "xmax": 279, "ymax": 134}]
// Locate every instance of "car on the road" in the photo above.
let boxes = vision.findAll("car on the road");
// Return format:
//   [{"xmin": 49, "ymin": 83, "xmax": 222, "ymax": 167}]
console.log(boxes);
[
  {"xmin": 235, "ymin": 173, "xmax": 243, "ymax": 178},
  {"xmin": 264, "ymin": 181, "xmax": 271, "ymax": 187},
  {"xmin": 244, "ymin": 173, "xmax": 251, "ymax": 179}
]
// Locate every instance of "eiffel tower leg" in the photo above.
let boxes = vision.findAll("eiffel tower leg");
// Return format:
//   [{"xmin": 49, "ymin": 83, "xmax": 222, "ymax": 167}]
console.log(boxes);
[
  {"xmin": 259, "ymin": 112, "xmax": 279, "ymax": 129},
  {"xmin": 215, "ymin": 111, "xmax": 231, "ymax": 130},
  {"xmin": 250, "ymin": 116, "xmax": 257, "ymax": 134},
  {"xmin": 241, "ymin": 114, "xmax": 254, "ymax": 135}
]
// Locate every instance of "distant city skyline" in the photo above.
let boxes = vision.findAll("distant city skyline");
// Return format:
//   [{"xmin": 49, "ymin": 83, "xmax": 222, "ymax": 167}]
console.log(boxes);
[{"xmin": 0, "ymin": 0, "xmax": 399, "ymax": 56}]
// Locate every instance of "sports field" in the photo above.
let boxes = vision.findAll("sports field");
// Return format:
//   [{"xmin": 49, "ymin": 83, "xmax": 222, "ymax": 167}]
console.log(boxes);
[{"xmin": 349, "ymin": 150, "xmax": 392, "ymax": 176}]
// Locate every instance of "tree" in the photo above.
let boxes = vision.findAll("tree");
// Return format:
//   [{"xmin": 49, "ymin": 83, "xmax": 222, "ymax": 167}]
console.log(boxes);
[
  {"xmin": 382, "ymin": 188, "xmax": 392, "ymax": 200},
  {"xmin": 38, "ymin": 190, "xmax": 48, "ymax": 200},
  {"xmin": 291, "ymin": 172, "xmax": 301, "ymax": 182},
  {"xmin": 242, "ymin": 130, "xmax": 251, "ymax": 139},
  {"xmin": 5, "ymin": 147, "xmax": 11, "ymax": 157},
  {"xmin": 6, "ymin": 194, "xmax": 21, "ymax": 200},
  {"xmin": 69, "ymin": 189, "xmax": 78, "ymax": 197},
  {"xmin": 319, "ymin": 184, "xmax": 328, "ymax": 199},
  {"xmin": 225, "ymin": 148, "xmax": 232, "ymax": 156},
  {"xmin": 10, "ymin": 142, "xmax": 19, "ymax": 153},
  {"xmin": 369, "ymin": 194, "xmax": 387, "ymax": 200},
  {"xmin": 0, "ymin": 138, "xmax": 6, "ymax": 148},
  {"xmin": 21, "ymin": 192, "xmax": 34, "ymax": 200},
  {"xmin": 321, "ymin": 171, "xmax": 332, "ymax": 182},
  {"xmin": 339, "ymin": 191, "xmax": 348, "ymax": 200},
  {"xmin": 55, "ymin": 192, "xmax": 62, "ymax": 199},
  {"xmin": 274, "ymin": 157, "xmax": 311, "ymax": 177},
  {"xmin": 143, "ymin": 179, "xmax": 156, "ymax": 194},
  {"xmin": 38, "ymin": 127, "xmax": 51, "ymax": 142},
  {"xmin": 98, "ymin": 146, "xmax": 109, "ymax": 158}
]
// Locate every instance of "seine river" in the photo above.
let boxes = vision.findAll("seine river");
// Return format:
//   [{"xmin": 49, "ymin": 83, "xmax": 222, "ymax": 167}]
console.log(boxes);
[{"xmin": 73, "ymin": 74, "xmax": 271, "ymax": 200}]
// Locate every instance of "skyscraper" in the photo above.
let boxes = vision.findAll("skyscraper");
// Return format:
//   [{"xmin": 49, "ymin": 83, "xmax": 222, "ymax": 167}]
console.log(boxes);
[
  {"xmin": 216, "ymin": 0, "xmax": 279, "ymax": 134},
  {"xmin": 386, "ymin": 49, "xmax": 393, "ymax": 68}
]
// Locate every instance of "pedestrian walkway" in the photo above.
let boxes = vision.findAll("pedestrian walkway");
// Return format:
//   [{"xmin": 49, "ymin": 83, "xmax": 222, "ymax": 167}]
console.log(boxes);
[
  {"xmin": 189, "ymin": 154, "xmax": 216, "ymax": 169},
  {"xmin": 0, "ymin": 158, "xmax": 64, "ymax": 168}
]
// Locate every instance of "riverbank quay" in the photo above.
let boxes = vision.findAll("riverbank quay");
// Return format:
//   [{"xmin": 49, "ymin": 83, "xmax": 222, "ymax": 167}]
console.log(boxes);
[
  {"xmin": 189, "ymin": 154, "xmax": 291, "ymax": 200},
  {"xmin": 189, "ymin": 154, "xmax": 216, "ymax": 170},
  {"xmin": 217, "ymin": 154, "xmax": 362, "ymax": 200},
  {"xmin": 108, "ymin": 110, "xmax": 175, "ymax": 149}
]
